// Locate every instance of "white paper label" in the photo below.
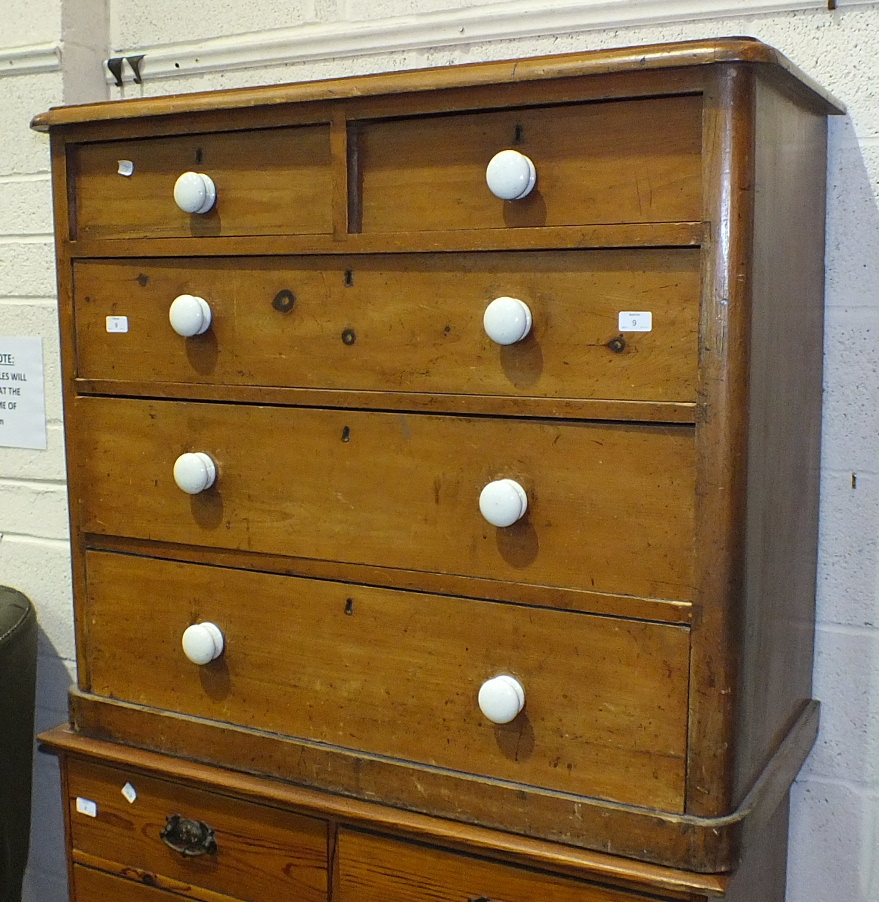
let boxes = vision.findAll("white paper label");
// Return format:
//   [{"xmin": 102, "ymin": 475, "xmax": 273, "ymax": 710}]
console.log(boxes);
[
  {"xmin": 618, "ymin": 311, "xmax": 653, "ymax": 332},
  {"xmin": 0, "ymin": 337, "xmax": 47, "ymax": 450},
  {"xmin": 117, "ymin": 160, "xmax": 135, "ymax": 176},
  {"xmin": 106, "ymin": 316, "xmax": 129, "ymax": 333},
  {"xmin": 121, "ymin": 782, "xmax": 137, "ymax": 804},
  {"xmin": 75, "ymin": 797, "xmax": 98, "ymax": 818}
]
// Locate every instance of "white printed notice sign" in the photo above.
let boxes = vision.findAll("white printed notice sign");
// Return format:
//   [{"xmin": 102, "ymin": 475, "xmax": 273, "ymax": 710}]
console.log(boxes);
[{"xmin": 0, "ymin": 337, "xmax": 47, "ymax": 450}]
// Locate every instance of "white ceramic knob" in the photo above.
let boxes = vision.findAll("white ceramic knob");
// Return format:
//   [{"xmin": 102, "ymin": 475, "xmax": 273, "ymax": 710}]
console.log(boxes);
[
  {"xmin": 182, "ymin": 622, "xmax": 224, "ymax": 665},
  {"xmin": 484, "ymin": 296, "xmax": 533, "ymax": 345},
  {"xmin": 173, "ymin": 171, "xmax": 217, "ymax": 214},
  {"xmin": 478, "ymin": 675, "xmax": 525, "ymax": 724},
  {"xmin": 169, "ymin": 294, "xmax": 212, "ymax": 337},
  {"xmin": 485, "ymin": 150, "xmax": 537, "ymax": 200},
  {"xmin": 479, "ymin": 478, "xmax": 528, "ymax": 527},
  {"xmin": 173, "ymin": 452, "xmax": 217, "ymax": 495}
]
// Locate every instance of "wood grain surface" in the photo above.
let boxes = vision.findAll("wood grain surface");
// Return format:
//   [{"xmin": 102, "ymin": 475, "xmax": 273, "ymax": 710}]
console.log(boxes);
[
  {"xmin": 67, "ymin": 757, "xmax": 327, "ymax": 902},
  {"xmin": 357, "ymin": 96, "xmax": 702, "ymax": 233},
  {"xmin": 72, "ymin": 397, "xmax": 697, "ymax": 601},
  {"xmin": 72, "ymin": 126, "xmax": 332, "ymax": 240},
  {"xmin": 72, "ymin": 250, "xmax": 700, "ymax": 404},
  {"xmin": 82, "ymin": 551, "xmax": 690, "ymax": 810}
]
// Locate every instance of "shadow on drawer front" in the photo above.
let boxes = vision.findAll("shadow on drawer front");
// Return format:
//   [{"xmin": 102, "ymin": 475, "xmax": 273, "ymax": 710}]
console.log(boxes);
[
  {"xmin": 67, "ymin": 758, "xmax": 327, "ymax": 902},
  {"xmin": 354, "ymin": 96, "xmax": 703, "ymax": 233},
  {"xmin": 71, "ymin": 126, "xmax": 332, "ymax": 240},
  {"xmin": 74, "ymin": 397, "xmax": 696, "ymax": 601},
  {"xmin": 72, "ymin": 250, "xmax": 700, "ymax": 404},
  {"xmin": 82, "ymin": 551, "xmax": 690, "ymax": 812}
]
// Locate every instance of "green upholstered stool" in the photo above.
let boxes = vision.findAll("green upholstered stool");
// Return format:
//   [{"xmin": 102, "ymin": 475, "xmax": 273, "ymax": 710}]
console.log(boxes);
[{"xmin": 0, "ymin": 588, "xmax": 37, "ymax": 902}]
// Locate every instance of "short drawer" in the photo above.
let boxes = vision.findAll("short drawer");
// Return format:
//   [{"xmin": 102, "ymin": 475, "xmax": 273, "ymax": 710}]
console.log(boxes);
[
  {"xmin": 72, "ymin": 249, "xmax": 700, "ymax": 404},
  {"xmin": 83, "ymin": 552, "xmax": 690, "ymax": 810},
  {"xmin": 73, "ymin": 866, "xmax": 198, "ymax": 902},
  {"xmin": 73, "ymin": 397, "xmax": 696, "ymax": 601},
  {"xmin": 356, "ymin": 96, "xmax": 702, "ymax": 233},
  {"xmin": 337, "ymin": 830, "xmax": 645, "ymax": 902},
  {"xmin": 66, "ymin": 757, "xmax": 328, "ymax": 902},
  {"xmin": 73, "ymin": 864, "xmax": 258, "ymax": 902},
  {"xmin": 71, "ymin": 126, "xmax": 332, "ymax": 240}
]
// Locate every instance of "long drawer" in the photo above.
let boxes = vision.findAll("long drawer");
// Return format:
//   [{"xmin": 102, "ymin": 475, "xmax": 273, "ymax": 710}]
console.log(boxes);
[
  {"xmin": 73, "ymin": 397, "xmax": 696, "ymax": 601},
  {"xmin": 66, "ymin": 757, "xmax": 328, "ymax": 902},
  {"xmin": 356, "ymin": 96, "xmax": 703, "ymax": 233},
  {"xmin": 72, "ymin": 250, "xmax": 700, "ymax": 403},
  {"xmin": 71, "ymin": 125, "xmax": 333, "ymax": 240},
  {"xmin": 82, "ymin": 551, "xmax": 690, "ymax": 810}
]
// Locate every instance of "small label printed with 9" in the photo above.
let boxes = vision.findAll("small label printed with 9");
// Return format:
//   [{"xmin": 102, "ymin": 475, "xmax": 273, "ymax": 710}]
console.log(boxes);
[
  {"xmin": 618, "ymin": 311, "xmax": 653, "ymax": 332},
  {"xmin": 106, "ymin": 316, "xmax": 129, "ymax": 333}
]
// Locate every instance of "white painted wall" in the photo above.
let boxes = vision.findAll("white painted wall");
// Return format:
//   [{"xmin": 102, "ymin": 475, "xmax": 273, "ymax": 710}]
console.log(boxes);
[
  {"xmin": 4, "ymin": 2, "xmax": 879, "ymax": 900},
  {"xmin": 1, "ymin": 5, "xmax": 107, "ymax": 900}
]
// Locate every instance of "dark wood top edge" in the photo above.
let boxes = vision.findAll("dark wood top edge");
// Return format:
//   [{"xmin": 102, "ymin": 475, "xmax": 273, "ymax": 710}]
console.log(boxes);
[
  {"xmin": 30, "ymin": 37, "xmax": 843, "ymax": 132},
  {"xmin": 40, "ymin": 722, "xmax": 729, "ymax": 894}
]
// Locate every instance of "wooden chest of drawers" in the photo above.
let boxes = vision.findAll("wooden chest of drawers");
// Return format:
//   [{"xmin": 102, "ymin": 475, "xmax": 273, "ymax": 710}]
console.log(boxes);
[{"xmin": 35, "ymin": 36, "xmax": 841, "ymax": 901}]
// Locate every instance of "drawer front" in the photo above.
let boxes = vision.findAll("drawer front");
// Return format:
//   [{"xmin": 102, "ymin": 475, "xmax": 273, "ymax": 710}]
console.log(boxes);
[
  {"xmin": 73, "ymin": 866, "xmax": 196, "ymax": 902},
  {"xmin": 72, "ymin": 126, "xmax": 332, "ymax": 240},
  {"xmin": 73, "ymin": 250, "xmax": 700, "ymax": 403},
  {"xmin": 83, "ymin": 551, "xmax": 690, "ymax": 810},
  {"xmin": 337, "ymin": 830, "xmax": 649, "ymax": 902},
  {"xmin": 74, "ymin": 398, "xmax": 696, "ymax": 601},
  {"xmin": 357, "ymin": 96, "xmax": 703, "ymax": 233},
  {"xmin": 66, "ymin": 758, "xmax": 328, "ymax": 902}
]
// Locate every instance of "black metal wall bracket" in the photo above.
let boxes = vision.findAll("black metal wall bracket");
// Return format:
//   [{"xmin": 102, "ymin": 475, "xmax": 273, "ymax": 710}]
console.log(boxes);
[
  {"xmin": 106, "ymin": 57, "xmax": 124, "ymax": 86},
  {"xmin": 106, "ymin": 55, "xmax": 146, "ymax": 87},
  {"xmin": 127, "ymin": 55, "xmax": 145, "ymax": 84}
]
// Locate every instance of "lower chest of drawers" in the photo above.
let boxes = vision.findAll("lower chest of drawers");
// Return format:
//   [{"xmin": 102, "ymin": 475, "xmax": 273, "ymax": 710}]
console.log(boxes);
[{"xmin": 56, "ymin": 742, "xmax": 783, "ymax": 902}]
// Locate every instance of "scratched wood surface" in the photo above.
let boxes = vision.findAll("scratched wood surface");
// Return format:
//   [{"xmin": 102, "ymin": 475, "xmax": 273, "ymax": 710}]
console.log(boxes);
[
  {"xmin": 72, "ymin": 126, "xmax": 332, "ymax": 240},
  {"xmin": 72, "ymin": 397, "xmax": 696, "ymax": 602},
  {"xmin": 39, "ymin": 37, "xmax": 837, "ymax": 885},
  {"xmin": 335, "ymin": 829, "xmax": 694, "ymax": 902},
  {"xmin": 357, "ymin": 96, "xmax": 703, "ymax": 233},
  {"xmin": 67, "ymin": 757, "xmax": 328, "ymax": 902},
  {"xmin": 72, "ymin": 249, "xmax": 700, "ymax": 405},
  {"xmin": 73, "ymin": 867, "xmax": 195, "ymax": 902},
  {"xmin": 82, "ymin": 550, "xmax": 690, "ymax": 811}
]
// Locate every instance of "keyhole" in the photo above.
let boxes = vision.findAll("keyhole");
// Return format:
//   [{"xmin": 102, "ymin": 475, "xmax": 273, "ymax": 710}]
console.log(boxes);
[
  {"xmin": 195, "ymin": 148, "xmax": 203, "ymax": 165},
  {"xmin": 272, "ymin": 290, "xmax": 296, "ymax": 313},
  {"xmin": 344, "ymin": 599, "xmax": 355, "ymax": 615},
  {"xmin": 513, "ymin": 124, "xmax": 524, "ymax": 144}
]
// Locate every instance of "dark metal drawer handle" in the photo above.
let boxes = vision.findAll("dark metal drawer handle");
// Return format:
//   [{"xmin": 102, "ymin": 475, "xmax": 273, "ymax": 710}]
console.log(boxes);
[{"xmin": 160, "ymin": 814, "xmax": 218, "ymax": 857}]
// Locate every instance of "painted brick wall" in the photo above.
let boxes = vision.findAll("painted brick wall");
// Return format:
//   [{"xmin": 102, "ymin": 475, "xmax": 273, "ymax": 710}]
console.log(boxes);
[
  {"xmin": 1, "ymin": 3, "xmax": 106, "ymax": 900},
  {"xmin": 6, "ymin": 2, "xmax": 879, "ymax": 900}
]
